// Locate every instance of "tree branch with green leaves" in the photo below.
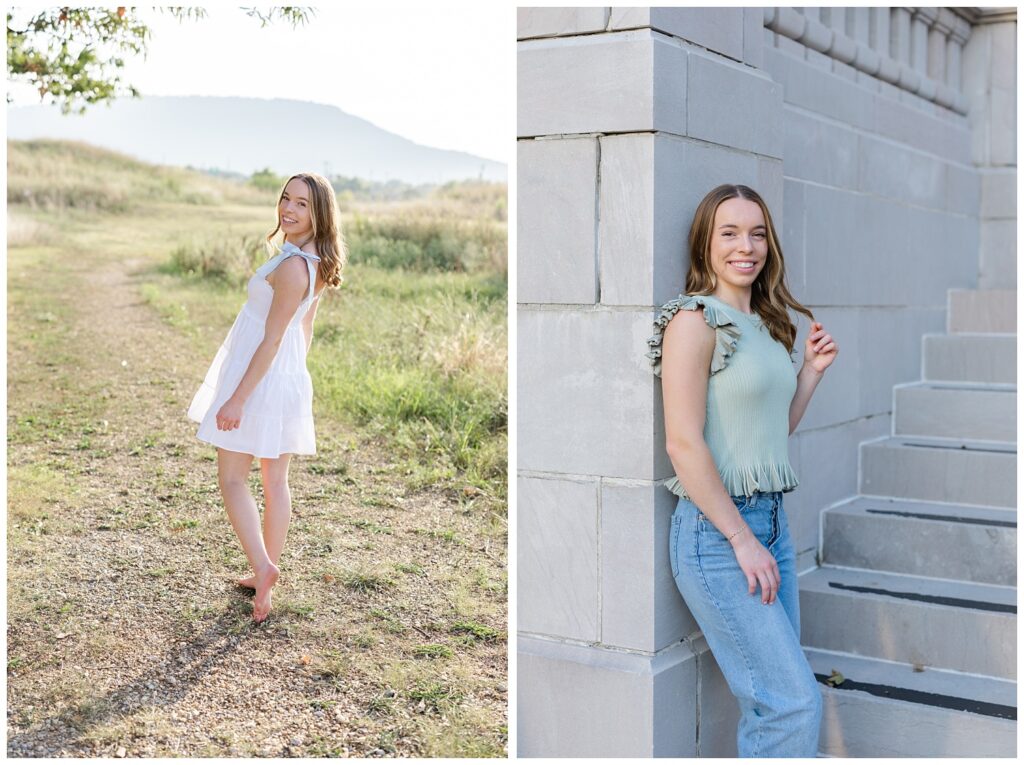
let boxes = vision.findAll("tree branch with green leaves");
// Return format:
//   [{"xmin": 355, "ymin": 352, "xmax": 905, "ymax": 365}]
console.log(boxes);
[{"xmin": 7, "ymin": 7, "xmax": 312, "ymax": 114}]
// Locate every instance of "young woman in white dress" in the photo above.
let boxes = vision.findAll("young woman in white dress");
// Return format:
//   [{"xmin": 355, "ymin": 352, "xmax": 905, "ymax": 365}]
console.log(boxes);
[{"xmin": 188, "ymin": 172, "xmax": 345, "ymax": 622}]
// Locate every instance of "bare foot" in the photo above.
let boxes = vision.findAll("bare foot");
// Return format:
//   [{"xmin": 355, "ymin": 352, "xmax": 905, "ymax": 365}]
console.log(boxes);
[
  {"xmin": 236, "ymin": 574, "xmax": 257, "ymax": 589},
  {"xmin": 252, "ymin": 562, "xmax": 279, "ymax": 623}
]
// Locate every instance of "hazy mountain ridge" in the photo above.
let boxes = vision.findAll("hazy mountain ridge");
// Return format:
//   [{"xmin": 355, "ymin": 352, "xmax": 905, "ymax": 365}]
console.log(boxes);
[{"xmin": 7, "ymin": 95, "xmax": 506, "ymax": 184}]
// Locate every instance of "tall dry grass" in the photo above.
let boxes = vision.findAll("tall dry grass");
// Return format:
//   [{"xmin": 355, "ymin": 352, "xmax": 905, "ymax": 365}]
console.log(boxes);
[
  {"xmin": 8, "ymin": 137, "xmax": 508, "ymax": 505},
  {"xmin": 160, "ymin": 213, "xmax": 507, "ymax": 504},
  {"xmin": 7, "ymin": 139, "xmax": 267, "ymax": 211}
]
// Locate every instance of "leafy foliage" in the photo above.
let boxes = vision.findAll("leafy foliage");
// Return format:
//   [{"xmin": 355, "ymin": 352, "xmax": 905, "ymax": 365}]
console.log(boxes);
[
  {"xmin": 249, "ymin": 167, "xmax": 285, "ymax": 193},
  {"xmin": 7, "ymin": 7, "xmax": 311, "ymax": 114}
]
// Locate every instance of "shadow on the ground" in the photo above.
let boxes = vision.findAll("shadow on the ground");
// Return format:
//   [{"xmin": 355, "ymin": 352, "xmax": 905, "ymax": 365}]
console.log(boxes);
[{"xmin": 7, "ymin": 591, "xmax": 293, "ymax": 757}]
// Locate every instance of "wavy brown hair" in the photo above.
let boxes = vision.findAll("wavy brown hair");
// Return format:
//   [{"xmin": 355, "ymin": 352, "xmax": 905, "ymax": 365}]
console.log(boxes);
[
  {"xmin": 685, "ymin": 183, "xmax": 813, "ymax": 354},
  {"xmin": 265, "ymin": 172, "xmax": 346, "ymax": 291}
]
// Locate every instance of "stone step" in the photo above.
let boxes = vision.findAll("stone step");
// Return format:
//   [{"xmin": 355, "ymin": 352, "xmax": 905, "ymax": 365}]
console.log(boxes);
[
  {"xmin": 949, "ymin": 289, "xmax": 1017, "ymax": 334},
  {"xmin": 821, "ymin": 496, "xmax": 1016, "ymax": 586},
  {"xmin": 806, "ymin": 647, "xmax": 1016, "ymax": 757},
  {"xmin": 798, "ymin": 565, "xmax": 1016, "ymax": 680},
  {"xmin": 860, "ymin": 435, "xmax": 1016, "ymax": 508},
  {"xmin": 922, "ymin": 333, "xmax": 1016, "ymax": 384},
  {"xmin": 893, "ymin": 381, "xmax": 1016, "ymax": 443}
]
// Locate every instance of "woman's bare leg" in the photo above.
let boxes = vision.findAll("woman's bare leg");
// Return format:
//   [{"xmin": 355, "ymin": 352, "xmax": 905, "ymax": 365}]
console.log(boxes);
[
  {"xmin": 261, "ymin": 452, "xmax": 293, "ymax": 565},
  {"xmin": 237, "ymin": 453, "xmax": 293, "ymax": 587},
  {"xmin": 217, "ymin": 447, "xmax": 278, "ymax": 621}
]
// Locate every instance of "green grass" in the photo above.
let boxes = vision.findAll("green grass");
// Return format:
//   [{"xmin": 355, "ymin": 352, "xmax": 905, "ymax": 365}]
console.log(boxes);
[
  {"xmin": 450, "ymin": 620, "xmax": 501, "ymax": 643},
  {"xmin": 342, "ymin": 570, "xmax": 396, "ymax": 594},
  {"xmin": 368, "ymin": 608, "xmax": 408, "ymax": 635},
  {"xmin": 407, "ymin": 679, "xmax": 462, "ymax": 711},
  {"xmin": 162, "ymin": 233, "xmax": 270, "ymax": 288},
  {"xmin": 140, "ymin": 224, "xmax": 507, "ymax": 507},
  {"xmin": 393, "ymin": 562, "xmax": 425, "ymax": 576},
  {"xmin": 6, "ymin": 143, "xmax": 507, "ymax": 757},
  {"xmin": 411, "ymin": 643, "xmax": 454, "ymax": 659},
  {"xmin": 82, "ymin": 154, "xmax": 509, "ymax": 510},
  {"xmin": 309, "ymin": 266, "xmax": 506, "ymax": 501},
  {"xmin": 346, "ymin": 208, "xmax": 505, "ymax": 273},
  {"xmin": 7, "ymin": 463, "xmax": 76, "ymax": 521},
  {"xmin": 97, "ymin": 167, "xmax": 509, "ymax": 510},
  {"xmin": 415, "ymin": 527, "xmax": 464, "ymax": 545},
  {"xmin": 7, "ymin": 139, "xmax": 268, "ymax": 212},
  {"xmin": 350, "ymin": 519, "xmax": 394, "ymax": 535}
]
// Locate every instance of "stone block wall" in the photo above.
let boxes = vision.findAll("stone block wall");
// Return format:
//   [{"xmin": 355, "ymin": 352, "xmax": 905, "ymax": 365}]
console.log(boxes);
[
  {"xmin": 517, "ymin": 6, "xmax": 1013, "ymax": 757},
  {"xmin": 760, "ymin": 6, "xmax": 985, "ymax": 566},
  {"xmin": 518, "ymin": 8, "xmax": 782, "ymax": 757},
  {"xmin": 962, "ymin": 15, "xmax": 1017, "ymax": 287}
]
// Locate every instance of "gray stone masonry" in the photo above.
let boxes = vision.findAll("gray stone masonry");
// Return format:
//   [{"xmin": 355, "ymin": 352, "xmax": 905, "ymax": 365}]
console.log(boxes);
[
  {"xmin": 518, "ymin": 7, "xmax": 1016, "ymax": 757},
  {"xmin": 807, "ymin": 648, "xmax": 1016, "ymax": 757},
  {"xmin": 962, "ymin": 17, "xmax": 1017, "ymax": 287},
  {"xmin": 808, "ymin": 285, "xmax": 1017, "ymax": 755}
]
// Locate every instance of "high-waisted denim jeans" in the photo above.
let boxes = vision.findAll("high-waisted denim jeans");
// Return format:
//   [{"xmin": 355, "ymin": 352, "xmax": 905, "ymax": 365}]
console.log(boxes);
[{"xmin": 669, "ymin": 490, "xmax": 822, "ymax": 757}]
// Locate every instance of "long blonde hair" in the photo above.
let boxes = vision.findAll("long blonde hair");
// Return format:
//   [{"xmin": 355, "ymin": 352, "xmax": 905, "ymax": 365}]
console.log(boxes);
[
  {"xmin": 265, "ymin": 172, "xmax": 346, "ymax": 289},
  {"xmin": 685, "ymin": 184, "xmax": 813, "ymax": 354}
]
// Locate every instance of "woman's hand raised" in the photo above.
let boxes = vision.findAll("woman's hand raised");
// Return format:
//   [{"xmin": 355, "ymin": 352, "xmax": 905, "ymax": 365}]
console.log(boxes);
[
  {"xmin": 731, "ymin": 530, "xmax": 780, "ymax": 605},
  {"xmin": 803, "ymin": 321, "xmax": 838, "ymax": 374}
]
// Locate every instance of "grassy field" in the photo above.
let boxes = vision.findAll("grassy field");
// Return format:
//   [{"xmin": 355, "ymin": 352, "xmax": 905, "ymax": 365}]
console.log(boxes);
[{"xmin": 6, "ymin": 140, "xmax": 507, "ymax": 757}]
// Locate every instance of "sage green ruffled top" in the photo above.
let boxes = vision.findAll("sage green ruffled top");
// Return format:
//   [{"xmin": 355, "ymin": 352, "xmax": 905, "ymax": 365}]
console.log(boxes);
[{"xmin": 647, "ymin": 293, "xmax": 799, "ymax": 500}]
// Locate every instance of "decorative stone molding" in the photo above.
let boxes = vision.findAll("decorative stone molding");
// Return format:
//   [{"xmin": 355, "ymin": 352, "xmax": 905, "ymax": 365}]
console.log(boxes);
[
  {"xmin": 763, "ymin": 7, "xmax": 970, "ymax": 114},
  {"xmin": 956, "ymin": 7, "xmax": 1018, "ymax": 26}
]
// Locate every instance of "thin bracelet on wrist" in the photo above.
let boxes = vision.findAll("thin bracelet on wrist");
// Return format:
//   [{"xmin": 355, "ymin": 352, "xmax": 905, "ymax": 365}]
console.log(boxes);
[{"xmin": 727, "ymin": 526, "xmax": 747, "ymax": 542}]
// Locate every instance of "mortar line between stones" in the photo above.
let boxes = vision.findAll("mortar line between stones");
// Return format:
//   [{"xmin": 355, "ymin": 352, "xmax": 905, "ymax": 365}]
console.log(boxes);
[
  {"xmin": 595, "ymin": 135, "xmax": 603, "ymax": 304},
  {"xmin": 801, "ymin": 186, "xmax": 807, "ymax": 289},
  {"xmin": 596, "ymin": 476, "xmax": 603, "ymax": 642},
  {"xmin": 519, "ymin": 630, "xmax": 696, "ymax": 659}
]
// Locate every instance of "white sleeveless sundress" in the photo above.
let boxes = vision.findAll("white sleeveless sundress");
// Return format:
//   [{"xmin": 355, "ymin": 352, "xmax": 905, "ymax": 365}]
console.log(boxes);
[{"xmin": 187, "ymin": 240, "xmax": 321, "ymax": 458}]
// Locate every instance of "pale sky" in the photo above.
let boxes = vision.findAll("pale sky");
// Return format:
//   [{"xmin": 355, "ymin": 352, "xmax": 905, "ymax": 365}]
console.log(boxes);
[{"xmin": 7, "ymin": 5, "xmax": 513, "ymax": 164}]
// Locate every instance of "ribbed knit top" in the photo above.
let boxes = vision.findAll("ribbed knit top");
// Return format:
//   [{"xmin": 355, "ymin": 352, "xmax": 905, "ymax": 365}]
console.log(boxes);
[{"xmin": 647, "ymin": 293, "xmax": 799, "ymax": 500}]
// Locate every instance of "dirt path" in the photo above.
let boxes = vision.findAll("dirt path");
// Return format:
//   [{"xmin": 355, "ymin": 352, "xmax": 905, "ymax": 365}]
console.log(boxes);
[{"xmin": 7, "ymin": 221, "xmax": 507, "ymax": 757}]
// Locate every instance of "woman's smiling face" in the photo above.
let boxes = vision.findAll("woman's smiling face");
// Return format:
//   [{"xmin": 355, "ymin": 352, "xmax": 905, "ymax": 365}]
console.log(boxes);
[
  {"xmin": 279, "ymin": 178, "xmax": 314, "ymax": 242},
  {"xmin": 709, "ymin": 197, "xmax": 768, "ymax": 289}
]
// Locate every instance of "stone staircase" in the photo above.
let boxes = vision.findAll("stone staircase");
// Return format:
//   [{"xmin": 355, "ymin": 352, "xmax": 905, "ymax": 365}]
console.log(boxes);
[{"xmin": 800, "ymin": 289, "xmax": 1017, "ymax": 757}]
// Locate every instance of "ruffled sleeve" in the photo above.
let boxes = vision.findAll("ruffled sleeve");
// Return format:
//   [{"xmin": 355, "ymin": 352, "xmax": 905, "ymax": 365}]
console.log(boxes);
[{"xmin": 646, "ymin": 294, "xmax": 742, "ymax": 378}]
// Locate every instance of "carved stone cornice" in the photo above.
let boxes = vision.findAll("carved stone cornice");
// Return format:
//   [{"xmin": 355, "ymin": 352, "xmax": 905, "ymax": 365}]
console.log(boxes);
[
  {"xmin": 952, "ymin": 7, "xmax": 1017, "ymax": 26},
  {"xmin": 764, "ymin": 7, "xmax": 969, "ymax": 113}
]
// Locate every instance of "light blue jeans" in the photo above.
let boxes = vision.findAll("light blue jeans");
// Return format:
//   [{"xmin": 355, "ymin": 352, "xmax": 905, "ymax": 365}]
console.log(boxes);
[{"xmin": 669, "ymin": 490, "xmax": 822, "ymax": 757}]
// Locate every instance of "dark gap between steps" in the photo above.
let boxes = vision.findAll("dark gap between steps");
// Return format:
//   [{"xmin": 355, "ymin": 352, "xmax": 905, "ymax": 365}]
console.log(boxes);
[
  {"xmin": 827, "ymin": 582, "xmax": 1016, "ymax": 614},
  {"xmin": 815, "ymin": 673, "xmax": 1016, "ymax": 720},
  {"xmin": 899, "ymin": 440, "xmax": 1015, "ymax": 455},
  {"xmin": 865, "ymin": 508, "xmax": 1016, "ymax": 528}
]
